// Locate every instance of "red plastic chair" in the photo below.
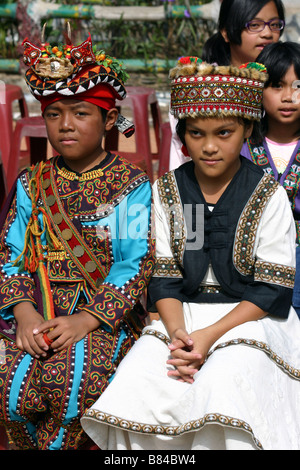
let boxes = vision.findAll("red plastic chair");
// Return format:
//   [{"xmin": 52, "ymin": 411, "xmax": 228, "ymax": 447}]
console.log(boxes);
[
  {"xmin": 7, "ymin": 115, "xmax": 51, "ymax": 191},
  {"xmin": 0, "ymin": 84, "xmax": 29, "ymax": 190},
  {"xmin": 0, "ymin": 151, "xmax": 8, "ymax": 212},
  {"xmin": 157, "ymin": 121, "xmax": 172, "ymax": 178},
  {"xmin": 5, "ymin": 87, "xmax": 171, "ymax": 191},
  {"xmin": 105, "ymin": 86, "xmax": 164, "ymax": 182}
]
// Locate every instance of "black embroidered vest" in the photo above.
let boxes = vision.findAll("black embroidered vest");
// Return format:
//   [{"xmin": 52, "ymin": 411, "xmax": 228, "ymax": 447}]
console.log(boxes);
[{"xmin": 156, "ymin": 158, "xmax": 283, "ymax": 303}]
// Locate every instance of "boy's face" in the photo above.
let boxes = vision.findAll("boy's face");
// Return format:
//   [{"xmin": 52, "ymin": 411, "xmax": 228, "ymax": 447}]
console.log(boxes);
[
  {"xmin": 185, "ymin": 117, "xmax": 252, "ymax": 184},
  {"xmin": 43, "ymin": 99, "xmax": 117, "ymax": 172}
]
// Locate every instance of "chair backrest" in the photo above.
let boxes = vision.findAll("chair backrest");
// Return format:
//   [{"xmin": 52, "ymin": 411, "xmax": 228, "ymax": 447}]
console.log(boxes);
[
  {"xmin": 0, "ymin": 84, "xmax": 29, "ymax": 183},
  {"xmin": 0, "ymin": 150, "xmax": 8, "ymax": 211}
]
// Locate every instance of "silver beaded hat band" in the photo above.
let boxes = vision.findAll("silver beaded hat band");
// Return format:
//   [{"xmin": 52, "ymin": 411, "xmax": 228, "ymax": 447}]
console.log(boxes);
[{"xmin": 170, "ymin": 57, "xmax": 268, "ymax": 121}]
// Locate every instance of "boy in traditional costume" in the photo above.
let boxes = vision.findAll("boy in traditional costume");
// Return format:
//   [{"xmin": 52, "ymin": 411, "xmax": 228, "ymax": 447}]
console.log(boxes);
[
  {"xmin": 81, "ymin": 59, "xmax": 300, "ymax": 450},
  {"xmin": 0, "ymin": 32, "xmax": 154, "ymax": 449}
]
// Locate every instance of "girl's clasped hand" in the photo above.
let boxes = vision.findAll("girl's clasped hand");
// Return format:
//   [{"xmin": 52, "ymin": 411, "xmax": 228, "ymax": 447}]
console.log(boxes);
[{"xmin": 167, "ymin": 328, "xmax": 212, "ymax": 383}]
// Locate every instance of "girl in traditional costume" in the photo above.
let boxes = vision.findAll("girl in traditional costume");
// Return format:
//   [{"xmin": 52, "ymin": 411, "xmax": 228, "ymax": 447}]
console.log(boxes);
[
  {"xmin": 242, "ymin": 41, "xmax": 300, "ymax": 318},
  {"xmin": 81, "ymin": 58, "xmax": 300, "ymax": 450},
  {"xmin": 0, "ymin": 32, "xmax": 154, "ymax": 449},
  {"xmin": 169, "ymin": 0, "xmax": 286, "ymax": 172}
]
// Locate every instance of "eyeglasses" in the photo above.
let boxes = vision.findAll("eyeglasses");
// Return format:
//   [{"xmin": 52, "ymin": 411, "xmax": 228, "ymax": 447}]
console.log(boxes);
[{"xmin": 245, "ymin": 19, "xmax": 285, "ymax": 33}]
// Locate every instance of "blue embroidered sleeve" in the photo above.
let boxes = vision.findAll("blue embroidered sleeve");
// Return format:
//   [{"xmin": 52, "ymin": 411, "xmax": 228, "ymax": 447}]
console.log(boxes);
[
  {"xmin": 0, "ymin": 179, "xmax": 41, "ymax": 320},
  {"xmin": 82, "ymin": 181, "xmax": 155, "ymax": 331}
]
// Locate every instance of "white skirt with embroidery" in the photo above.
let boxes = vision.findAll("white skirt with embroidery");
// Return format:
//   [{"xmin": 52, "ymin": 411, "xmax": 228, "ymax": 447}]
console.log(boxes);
[{"xmin": 81, "ymin": 302, "xmax": 300, "ymax": 450}]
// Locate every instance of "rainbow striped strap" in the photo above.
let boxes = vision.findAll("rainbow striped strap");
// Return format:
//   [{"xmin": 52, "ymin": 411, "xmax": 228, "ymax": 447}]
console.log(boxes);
[{"xmin": 40, "ymin": 161, "xmax": 106, "ymax": 290}]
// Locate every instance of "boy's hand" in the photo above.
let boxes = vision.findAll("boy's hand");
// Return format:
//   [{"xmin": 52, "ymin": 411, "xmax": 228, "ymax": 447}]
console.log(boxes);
[
  {"xmin": 14, "ymin": 302, "xmax": 49, "ymax": 358},
  {"xmin": 33, "ymin": 311, "xmax": 100, "ymax": 352}
]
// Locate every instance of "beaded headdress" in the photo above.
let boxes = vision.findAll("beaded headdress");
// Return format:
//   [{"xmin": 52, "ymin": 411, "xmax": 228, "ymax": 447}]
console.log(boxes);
[
  {"xmin": 22, "ymin": 27, "xmax": 134, "ymax": 136},
  {"xmin": 170, "ymin": 57, "xmax": 268, "ymax": 121}
]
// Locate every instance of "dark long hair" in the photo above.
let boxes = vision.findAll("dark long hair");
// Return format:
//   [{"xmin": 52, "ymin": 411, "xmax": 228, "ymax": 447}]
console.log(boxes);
[
  {"xmin": 202, "ymin": 0, "xmax": 285, "ymax": 65},
  {"xmin": 255, "ymin": 41, "xmax": 300, "ymax": 141}
]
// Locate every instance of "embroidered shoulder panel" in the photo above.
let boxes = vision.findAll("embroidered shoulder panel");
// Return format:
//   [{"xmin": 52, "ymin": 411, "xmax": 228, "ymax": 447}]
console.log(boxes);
[
  {"xmin": 19, "ymin": 170, "xmax": 38, "ymax": 201},
  {"xmin": 254, "ymin": 261, "xmax": 295, "ymax": 288},
  {"xmin": 247, "ymin": 142, "xmax": 274, "ymax": 175},
  {"xmin": 19, "ymin": 157, "xmax": 149, "ymax": 221},
  {"xmin": 283, "ymin": 162, "xmax": 300, "ymax": 217},
  {"xmin": 156, "ymin": 171, "xmax": 185, "ymax": 268},
  {"xmin": 233, "ymin": 174, "xmax": 279, "ymax": 276},
  {"xmin": 152, "ymin": 256, "xmax": 183, "ymax": 278},
  {"xmin": 247, "ymin": 140, "xmax": 300, "ymax": 216},
  {"xmin": 0, "ymin": 193, "xmax": 18, "ymax": 270},
  {"xmin": 295, "ymin": 221, "xmax": 300, "ymax": 246}
]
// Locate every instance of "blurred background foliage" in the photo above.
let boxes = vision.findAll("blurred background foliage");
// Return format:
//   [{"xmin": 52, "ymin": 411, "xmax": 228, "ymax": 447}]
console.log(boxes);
[
  {"xmin": 0, "ymin": 0, "xmax": 18, "ymax": 59},
  {"xmin": 0, "ymin": 0, "xmax": 216, "ymax": 63}
]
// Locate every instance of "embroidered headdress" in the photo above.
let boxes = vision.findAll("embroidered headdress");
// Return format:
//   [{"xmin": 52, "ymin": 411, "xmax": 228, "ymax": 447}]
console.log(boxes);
[
  {"xmin": 170, "ymin": 57, "xmax": 268, "ymax": 121},
  {"xmin": 22, "ymin": 25, "xmax": 134, "ymax": 136}
]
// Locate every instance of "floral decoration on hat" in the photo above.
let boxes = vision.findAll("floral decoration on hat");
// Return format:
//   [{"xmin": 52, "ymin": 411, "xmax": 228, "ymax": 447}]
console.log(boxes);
[
  {"xmin": 22, "ymin": 32, "xmax": 128, "ymax": 102},
  {"xmin": 22, "ymin": 26, "xmax": 135, "ymax": 137}
]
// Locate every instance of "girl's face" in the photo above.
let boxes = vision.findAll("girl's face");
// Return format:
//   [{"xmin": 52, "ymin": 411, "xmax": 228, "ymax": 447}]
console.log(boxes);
[
  {"xmin": 44, "ymin": 99, "xmax": 118, "ymax": 173},
  {"xmin": 185, "ymin": 117, "xmax": 252, "ymax": 186},
  {"xmin": 263, "ymin": 65, "xmax": 300, "ymax": 132},
  {"xmin": 224, "ymin": 1, "xmax": 282, "ymax": 66}
]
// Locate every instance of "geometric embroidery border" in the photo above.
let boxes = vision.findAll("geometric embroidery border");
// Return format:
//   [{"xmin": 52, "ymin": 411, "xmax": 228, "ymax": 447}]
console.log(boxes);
[
  {"xmin": 83, "ymin": 407, "xmax": 263, "ymax": 450},
  {"xmin": 142, "ymin": 329, "xmax": 300, "ymax": 381}
]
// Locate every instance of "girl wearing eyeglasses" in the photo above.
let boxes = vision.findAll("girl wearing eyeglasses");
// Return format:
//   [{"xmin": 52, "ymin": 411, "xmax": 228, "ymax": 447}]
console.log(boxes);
[
  {"xmin": 202, "ymin": 0, "xmax": 285, "ymax": 66},
  {"xmin": 242, "ymin": 41, "xmax": 300, "ymax": 319},
  {"xmin": 168, "ymin": 0, "xmax": 285, "ymax": 172}
]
